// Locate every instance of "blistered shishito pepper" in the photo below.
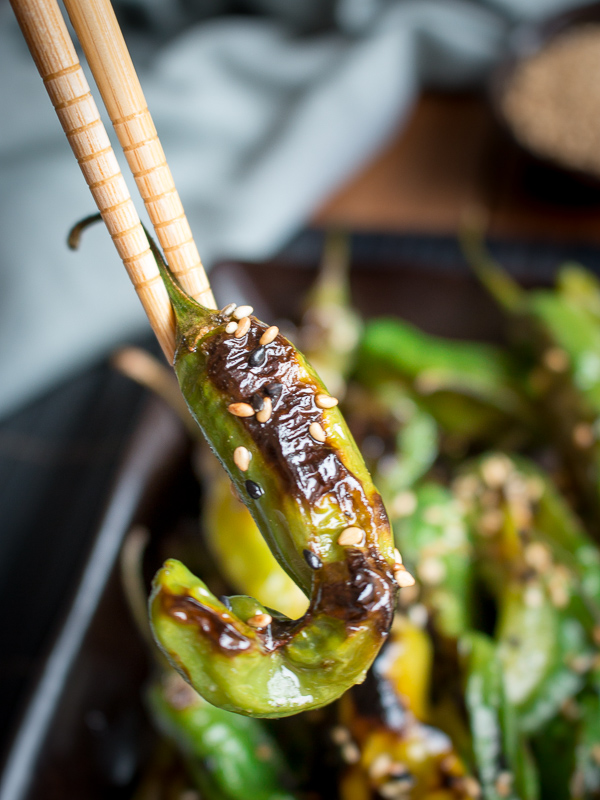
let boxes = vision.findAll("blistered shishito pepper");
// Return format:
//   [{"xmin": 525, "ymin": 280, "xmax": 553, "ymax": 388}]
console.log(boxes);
[
  {"xmin": 145, "ymin": 239, "xmax": 402, "ymax": 717},
  {"xmin": 356, "ymin": 317, "xmax": 530, "ymax": 444},
  {"xmin": 462, "ymin": 226, "xmax": 600, "ymax": 522},
  {"xmin": 337, "ymin": 615, "xmax": 475, "ymax": 800},
  {"xmin": 390, "ymin": 483, "xmax": 474, "ymax": 640},
  {"xmin": 456, "ymin": 455, "xmax": 598, "ymax": 732},
  {"xmin": 148, "ymin": 671, "xmax": 297, "ymax": 800},
  {"xmin": 299, "ymin": 230, "xmax": 362, "ymax": 400},
  {"xmin": 461, "ymin": 632, "xmax": 539, "ymax": 800}
]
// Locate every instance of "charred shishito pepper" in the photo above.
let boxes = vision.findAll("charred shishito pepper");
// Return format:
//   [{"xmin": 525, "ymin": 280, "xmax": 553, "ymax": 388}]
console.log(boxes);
[{"xmin": 147, "ymin": 241, "xmax": 402, "ymax": 718}]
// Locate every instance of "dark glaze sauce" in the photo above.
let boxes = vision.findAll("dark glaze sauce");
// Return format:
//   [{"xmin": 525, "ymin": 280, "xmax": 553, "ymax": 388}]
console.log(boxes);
[
  {"xmin": 161, "ymin": 321, "xmax": 398, "ymax": 658},
  {"xmin": 162, "ymin": 593, "xmax": 252, "ymax": 655},
  {"xmin": 203, "ymin": 324, "xmax": 387, "ymax": 526}
]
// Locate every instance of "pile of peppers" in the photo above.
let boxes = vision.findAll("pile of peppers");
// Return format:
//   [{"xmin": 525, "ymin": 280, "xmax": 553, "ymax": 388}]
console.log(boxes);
[{"xmin": 104, "ymin": 226, "xmax": 600, "ymax": 800}]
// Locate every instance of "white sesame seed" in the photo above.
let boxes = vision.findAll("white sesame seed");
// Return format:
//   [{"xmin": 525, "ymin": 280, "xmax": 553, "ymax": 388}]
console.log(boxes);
[
  {"xmin": 394, "ymin": 565, "xmax": 416, "ymax": 588},
  {"xmin": 225, "ymin": 321, "xmax": 238, "ymax": 334},
  {"xmin": 338, "ymin": 526, "xmax": 365, "ymax": 546},
  {"xmin": 330, "ymin": 725, "xmax": 351, "ymax": 745},
  {"xmin": 233, "ymin": 446, "xmax": 251, "ymax": 471},
  {"xmin": 315, "ymin": 393, "xmax": 339, "ymax": 409},
  {"xmin": 341, "ymin": 742, "xmax": 361, "ymax": 764},
  {"xmin": 573, "ymin": 423, "xmax": 594, "ymax": 448},
  {"xmin": 309, "ymin": 422, "xmax": 326, "ymax": 442},
  {"xmin": 369, "ymin": 753, "xmax": 393, "ymax": 780},
  {"xmin": 233, "ymin": 305, "xmax": 253, "ymax": 320},
  {"xmin": 256, "ymin": 396, "xmax": 273, "ymax": 423},
  {"xmin": 228, "ymin": 402, "xmax": 255, "ymax": 417},
  {"xmin": 481, "ymin": 455, "xmax": 512, "ymax": 488},
  {"xmin": 418, "ymin": 557, "xmax": 446, "ymax": 585},
  {"xmin": 393, "ymin": 547, "xmax": 403, "ymax": 565},
  {"xmin": 247, "ymin": 612, "xmax": 272, "ymax": 629},
  {"xmin": 390, "ymin": 491, "xmax": 417, "ymax": 518},
  {"xmin": 234, "ymin": 317, "xmax": 251, "ymax": 338},
  {"xmin": 220, "ymin": 303, "xmax": 237, "ymax": 317},
  {"xmin": 259, "ymin": 326, "xmax": 279, "ymax": 345},
  {"xmin": 543, "ymin": 347, "xmax": 569, "ymax": 372}
]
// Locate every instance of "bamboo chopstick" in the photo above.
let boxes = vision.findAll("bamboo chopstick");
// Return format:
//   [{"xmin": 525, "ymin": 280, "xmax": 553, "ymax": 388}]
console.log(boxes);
[
  {"xmin": 10, "ymin": 0, "xmax": 177, "ymax": 360},
  {"xmin": 61, "ymin": 0, "xmax": 215, "ymax": 311}
]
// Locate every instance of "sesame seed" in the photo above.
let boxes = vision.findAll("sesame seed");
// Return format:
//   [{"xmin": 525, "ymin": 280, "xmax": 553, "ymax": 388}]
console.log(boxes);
[
  {"xmin": 543, "ymin": 347, "xmax": 569, "ymax": 372},
  {"xmin": 309, "ymin": 422, "xmax": 326, "ymax": 442},
  {"xmin": 481, "ymin": 455, "xmax": 512, "ymax": 488},
  {"xmin": 251, "ymin": 392, "xmax": 265, "ymax": 412},
  {"xmin": 369, "ymin": 753, "xmax": 393, "ymax": 780},
  {"xmin": 338, "ymin": 526, "xmax": 365, "ymax": 546},
  {"xmin": 458, "ymin": 776, "xmax": 481, "ymax": 798},
  {"xmin": 394, "ymin": 564, "xmax": 416, "ymax": 588},
  {"xmin": 247, "ymin": 612, "xmax": 272, "ymax": 628},
  {"xmin": 418, "ymin": 557, "xmax": 446, "ymax": 585},
  {"xmin": 390, "ymin": 491, "xmax": 417, "ymax": 518},
  {"xmin": 233, "ymin": 305, "xmax": 253, "ymax": 320},
  {"xmin": 220, "ymin": 303, "xmax": 237, "ymax": 317},
  {"xmin": 228, "ymin": 402, "xmax": 255, "ymax": 417},
  {"xmin": 233, "ymin": 446, "xmax": 251, "ymax": 471},
  {"xmin": 249, "ymin": 346, "xmax": 266, "ymax": 367},
  {"xmin": 315, "ymin": 393, "xmax": 338, "ymax": 409},
  {"xmin": 225, "ymin": 321, "xmax": 238, "ymax": 334},
  {"xmin": 245, "ymin": 480, "xmax": 264, "ymax": 499},
  {"xmin": 573, "ymin": 423, "xmax": 595, "ymax": 448},
  {"xmin": 330, "ymin": 725, "xmax": 351, "ymax": 745},
  {"xmin": 260, "ymin": 326, "xmax": 279, "ymax": 345},
  {"xmin": 393, "ymin": 548, "xmax": 403, "ymax": 565},
  {"xmin": 341, "ymin": 743, "xmax": 361, "ymax": 764},
  {"xmin": 524, "ymin": 542, "xmax": 552, "ymax": 572},
  {"xmin": 303, "ymin": 549, "xmax": 323, "ymax": 569},
  {"xmin": 265, "ymin": 382, "xmax": 283, "ymax": 401},
  {"xmin": 234, "ymin": 317, "xmax": 251, "ymax": 338},
  {"xmin": 256, "ymin": 396, "xmax": 272, "ymax": 423}
]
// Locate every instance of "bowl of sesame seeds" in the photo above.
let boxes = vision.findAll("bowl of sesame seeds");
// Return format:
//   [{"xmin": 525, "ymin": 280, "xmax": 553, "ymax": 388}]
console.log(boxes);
[{"xmin": 492, "ymin": 2, "xmax": 600, "ymax": 187}]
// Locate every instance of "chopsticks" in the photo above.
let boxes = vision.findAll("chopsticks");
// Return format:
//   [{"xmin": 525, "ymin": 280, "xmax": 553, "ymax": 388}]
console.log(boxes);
[{"xmin": 9, "ymin": 0, "xmax": 216, "ymax": 361}]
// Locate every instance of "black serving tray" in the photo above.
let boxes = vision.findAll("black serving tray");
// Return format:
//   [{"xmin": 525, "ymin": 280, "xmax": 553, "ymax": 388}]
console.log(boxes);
[{"xmin": 3, "ymin": 228, "xmax": 600, "ymax": 799}]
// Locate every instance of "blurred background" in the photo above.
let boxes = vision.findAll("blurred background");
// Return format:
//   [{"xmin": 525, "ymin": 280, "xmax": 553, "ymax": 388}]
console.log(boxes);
[{"xmin": 5, "ymin": 0, "xmax": 600, "ymax": 794}]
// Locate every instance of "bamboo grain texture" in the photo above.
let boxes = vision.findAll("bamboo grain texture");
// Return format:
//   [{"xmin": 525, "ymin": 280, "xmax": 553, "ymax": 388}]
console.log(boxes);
[
  {"xmin": 10, "ymin": 0, "xmax": 176, "ymax": 359},
  {"xmin": 62, "ymin": 0, "xmax": 216, "ymax": 310}
]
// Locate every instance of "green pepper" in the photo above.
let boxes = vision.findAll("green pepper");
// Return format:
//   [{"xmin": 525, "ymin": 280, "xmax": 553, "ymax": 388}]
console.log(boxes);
[
  {"xmin": 299, "ymin": 230, "xmax": 362, "ymax": 400},
  {"xmin": 461, "ymin": 224, "xmax": 600, "ymax": 522},
  {"xmin": 390, "ymin": 483, "xmax": 473, "ymax": 640},
  {"xmin": 143, "ymin": 236, "xmax": 399, "ymax": 717},
  {"xmin": 202, "ymin": 455, "xmax": 309, "ymax": 620},
  {"xmin": 355, "ymin": 317, "xmax": 530, "ymax": 445},
  {"xmin": 461, "ymin": 632, "xmax": 539, "ymax": 800},
  {"xmin": 336, "ymin": 614, "xmax": 475, "ymax": 800},
  {"xmin": 148, "ymin": 671, "xmax": 296, "ymax": 800},
  {"xmin": 456, "ymin": 454, "xmax": 598, "ymax": 732}
]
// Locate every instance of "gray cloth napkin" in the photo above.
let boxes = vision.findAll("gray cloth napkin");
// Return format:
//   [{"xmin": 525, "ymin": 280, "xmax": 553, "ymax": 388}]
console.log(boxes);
[{"xmin": 0, "ymin": 0, "xmax": 584, "ymax": 417}]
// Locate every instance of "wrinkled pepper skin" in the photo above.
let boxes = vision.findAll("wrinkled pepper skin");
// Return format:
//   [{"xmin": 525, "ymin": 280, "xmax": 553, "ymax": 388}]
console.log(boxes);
[
  {"xmin": 149, "ymin": 249, "xmax": 398, "ymax": 717},
  {"xmin": 338, "ymin": 616, "xmax": 474, "ymax": 800},
  {"xmin": 148, "ymin": 672, "xmax": 296, "ymax": 800},
  {"xmin": 461, "ymin": 633, "xmax": 539, "ymax": 800},
  {"xmin": 356, "ymin": 318, "xmax": 531, "ymax": 443},
  {"xmin": 202, "ymin": 456, "xmax": 309, "ymax": 620},
  {"xmin": 456, "ymin": 455, "xmax": 598, "ymax": 732}
]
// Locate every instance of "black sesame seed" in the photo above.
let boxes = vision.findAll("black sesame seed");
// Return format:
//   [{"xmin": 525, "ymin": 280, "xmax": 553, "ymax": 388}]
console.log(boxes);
[
  {"xmin": 248, "ymin": 346, "xmax": 266, "ymax": 367},
  {"xmin": 265, "ymin": 382, "xmax": 283, "ymax": 400},
  {"xmin": 303, "ymin": 548, "xmax": 322, "ymax": 570},
  {"xmin": 245, "ymin": 479, "xmax": 264, "ymax": 499},
  {"xmin": 220, "ymin": 595, "xmax": 233, "ymax": 611},
  {"xmin": 251, "ymin": 392, "xmax": 265, "ymax": 412}
]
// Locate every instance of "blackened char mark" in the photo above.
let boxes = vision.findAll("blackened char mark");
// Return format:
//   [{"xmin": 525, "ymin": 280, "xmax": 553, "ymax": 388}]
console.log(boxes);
[
  {"xmin": 203, "ymin": 327, "xmax": 372, "ymax": 511},
  {"xmin": 314, "ymin": 548, "xmax": 395, "ymax": 637},
  {"xmin": 161, "ymin": 593, "xmax": 252, "ymax": 656}
]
